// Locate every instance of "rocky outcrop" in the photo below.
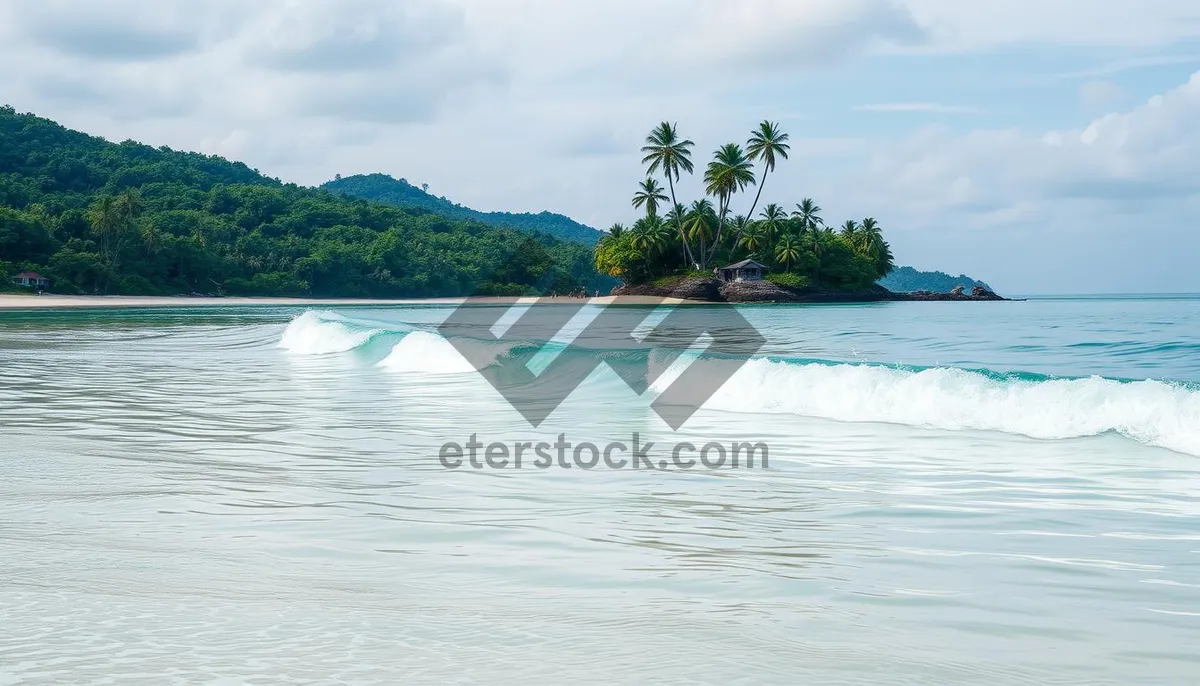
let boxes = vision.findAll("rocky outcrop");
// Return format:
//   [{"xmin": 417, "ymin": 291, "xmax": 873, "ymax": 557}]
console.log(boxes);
[
  {"xmin": 720, "ymin": 281, "xmax": 803, "ymax": 302},
  {"xmin": 611, "ymin": 276, "xmax": 721, "ymax": 301},
  {"xmin": 950, "ymin": 285, "xmax": 966, "ymax": 296},
  {"xmin": 898, "ymin": 288, "xmax": 1006, "ymax": 301},
  {"xmin": 721, "ymin": 282, "xmax": 898, "ymax": 303}
]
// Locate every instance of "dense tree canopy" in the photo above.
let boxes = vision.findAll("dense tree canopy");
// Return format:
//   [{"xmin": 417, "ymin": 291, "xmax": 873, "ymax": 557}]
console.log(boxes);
[
  {"xmin": 878, "ymin": 266, "xmax": 993, "ymax": 294},
  {"xmin": 0, "ymin": 106, "xmax": 605, "ymax": 297},
  {"xmin": 322, "ymin": 173, "xmax": 604, "ymax": 246}
]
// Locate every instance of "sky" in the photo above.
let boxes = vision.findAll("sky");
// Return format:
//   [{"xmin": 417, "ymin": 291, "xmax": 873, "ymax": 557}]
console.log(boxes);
[{"xmin": 2, "ymin": 0, "xmax": 1200, "ymax": 293}]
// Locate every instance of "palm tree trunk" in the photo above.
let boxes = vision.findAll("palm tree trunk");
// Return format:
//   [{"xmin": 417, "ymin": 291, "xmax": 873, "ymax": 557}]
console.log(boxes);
[
  {"xmin": 743, "ymin": 171, "xmax": 769, "ymax": 235},
  {"xmin": 706, "ymin": 195, "xmax": 728, "ymax": 269},
  {"xmin": 666, "ymin": 175, "xmax": 695, "ymax": 268},
  {"xmin": 732, "ymin": 172, "xmax": 768, "ymax": 248}
]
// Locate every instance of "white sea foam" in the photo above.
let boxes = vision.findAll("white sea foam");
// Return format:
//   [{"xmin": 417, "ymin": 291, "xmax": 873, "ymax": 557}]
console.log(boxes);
[
  {"xmin": 278, "ymin": 311, "xmax": 379, "ymax": 355},
  {"xmin": 378, "ymin": 331, "xmax": 476, "ymax": 374},
  {"xmin": 654, "ymin": 356, "xmax": 1200, "ymax": 456}
]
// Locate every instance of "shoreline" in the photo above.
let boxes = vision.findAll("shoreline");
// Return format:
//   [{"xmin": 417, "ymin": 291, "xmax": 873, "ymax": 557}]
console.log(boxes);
[
  {"xmin": 0, "ymin": 291, "xmax": 1015, "ymax": 311},
  {"xmin": 0, "ymin": 293, "xmax": 713, "ymax": 310}
]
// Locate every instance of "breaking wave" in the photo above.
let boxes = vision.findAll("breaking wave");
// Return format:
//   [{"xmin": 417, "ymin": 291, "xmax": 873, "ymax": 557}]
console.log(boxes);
[
  {"xmin": 654, "ymin": 356, "xmax": 1200, "ymax": 456},
  {"xmin": 279, "ymin": 311, "xmax": 1200, "ymax": 455},
  {"xmin": 378, "ymin": 331, "xmax": 476, "ymax": 374},
  {"xmin": 277, "ymin": 311, "xmax": 387, "ymax": 355}
]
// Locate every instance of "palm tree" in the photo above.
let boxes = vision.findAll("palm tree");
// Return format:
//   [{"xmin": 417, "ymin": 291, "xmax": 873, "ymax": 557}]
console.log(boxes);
[
  {"xmin": 792, "ymin": 198, "xmax": 823, "ymax": 240},
  {"xmin": 759, "ymin": 203, "xmax": 787, "ymax": 242},
  {"xmin": 646, "ymin": 219, "xmax": 673, "ymax": 257},
  {"xmin": 732, "ymin": 214, "xmax": 749, "ymax": 236},
  {"xmin": 112, "ymin": 189, "xmax": 142, "ymax": 264},
  {"xmin": 605, "ymin": 223, "xmax": 627, "ymax": 241},
  {"xmin": 859, "ymin": 217, "xmax": 881, "ymax": 248},
  {"xmin": 631, "ymin": 221, "xmax": 655, "ymax": 254},
  {"xmin": 839, "ymin": 219, "xmax": 860, "ymax": 247},
  {"xmin": 140, "ymin": 225, "xmax": 163, "ymax": 256},
  {"xmin": 642, "ymin": 122, "xmax": 696, "ymax": 266},
  {"xmin": 631, "ymin": 178, "xmax": 669, "ymax": 218},
  {"xmin": 858, "ymin": 217, "xmax": 893, "ymax": 278},
  {"xmin": 775, "ymin": 234, "xmax": 802, "ymax": 272},
  {"xmin": 807, "ymin": 226, "xmax": 830, "ymax": 282},
  {"xmin": 703, "ymin": 143, "xmax": 756, "ymax": 266},
  {"xmin": 87, "ymin": 195, "xmax": 123, "ymax": 273},
  {"xmin": 738, "ymin": 224, "xmax": 766, "ymax": 259},
  {"xmin": 664, "ymin": 202, "xmax": 687, "ymax": 229},
  {"xmin": 744, "ymin": 121, "xmax": 790, "ymax": 221},
  {"xmin": 684, "ymin": 199, "xmax": 716, "ymax": 264},
  {"xmin": 115, "ymin": 189, "xmax": 143, "ymax": 224}
]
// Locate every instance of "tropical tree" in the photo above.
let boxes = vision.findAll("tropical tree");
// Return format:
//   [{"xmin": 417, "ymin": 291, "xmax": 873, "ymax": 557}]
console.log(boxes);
[
  {"xmin": 743, "ymin": 121, "xmax": 790, "ymax": 221},
  {"xmin": 774, "ymin": 234, "xmax": 802, "ymax": 272},
  {"xmin": 603, "ymin": 223, "xmax": 627, "ymax": 243},
  {"xmin": 702, "ymin": 143, "xmax": 756, "ymax": 266},
  {"xmin": 759, "ymin": 203, "xmax": 787, "ymax": 242},
  {"xmin": 631, "ymin": 217, "xmax": 669, "ymax": 257},
  {"xmin": 88, "ymin": 195, "xmax": 120, "ymax": 263},
  {"xmin": 642, "ymin": 122, "xmax": 696, "ymax": 266},
  {"xmin": 857, "ymin": 217, "xmax": 893, "ymax": 278},
  {"xmin": 807, "ymin": 226, "xmax": 830, "ymax": 281},
  {"xmin": 839, "ymin": 219, "xmax": 860, "ymax": 246},
  {"xmin": 113, "ymin": 189, "xmax": 142, "ymax": 264},
  {"xmin": 737, "ymin": 223, "xmax": 766, "ymax": 259},
  {"xmin": 631, "ymin": 178, "xmax": 668, "ymax": 218},
  {"xmin": 594, "ymin": 230, "xmax": 642, "ymax": 280},
  {"xmin": 116, "ymin": 189, "xmax": 143, "ymax": 225},
  {"xmin": 731, "ymin": 214, "xmax": 749, "ymax": 239},
  {"xmin": 792, "ymin": 198, "xmax": 823, "ymax": 239},
  {"xmin": 664, "ymin": 203, "xmax": 687, "ymax": 229},
  {"xmin": 858, "ymin": 217, "xmax": 881, "ymax": 250},
  {"xmin": 647, "ymin": 218, "xmax": 673, "ymax": 257},
  {"xmin": 684, "ymin": 199, "xmax": 716, "ymax": 263}
]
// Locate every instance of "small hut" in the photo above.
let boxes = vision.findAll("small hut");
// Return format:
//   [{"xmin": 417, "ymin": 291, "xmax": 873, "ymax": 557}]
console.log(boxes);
[
  {"xmin": 11, "ymin": 272, "xmax": 50, "ymax": 290},
  {"xmin": 716, "ymin": 259, "xmax": 767, "ymax": 283}
]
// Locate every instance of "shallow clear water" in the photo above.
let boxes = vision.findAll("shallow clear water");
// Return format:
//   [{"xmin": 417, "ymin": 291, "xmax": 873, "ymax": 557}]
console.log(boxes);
[{"xmin": 2, "ymin": 297, "xmax": 1199, "ymax": 684}]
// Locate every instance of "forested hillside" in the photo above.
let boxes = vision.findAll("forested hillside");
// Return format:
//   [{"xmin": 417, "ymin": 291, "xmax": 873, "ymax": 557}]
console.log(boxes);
[
  {"xmin": 0, "ymin": 106, "xmax": 604, "ymax": 297},
  {"xmin": 878, "ymin": 266, "xmax": 992, "ymax": 293},
  {"xmin": 323, "ymin": 174, "xmax": 603, "ymax": 246}
]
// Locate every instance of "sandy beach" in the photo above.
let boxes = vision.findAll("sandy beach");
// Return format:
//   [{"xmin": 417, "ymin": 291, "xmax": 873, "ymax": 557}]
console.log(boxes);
[{"xmin": 0, "ymin": 293, "xmax": 703, "ymax": 310}]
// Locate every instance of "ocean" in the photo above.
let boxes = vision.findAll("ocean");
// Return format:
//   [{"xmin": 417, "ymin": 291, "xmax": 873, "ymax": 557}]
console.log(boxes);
[{"xmin": 2, "ymin": 296, "xmax": 1199, "ymax": 684}]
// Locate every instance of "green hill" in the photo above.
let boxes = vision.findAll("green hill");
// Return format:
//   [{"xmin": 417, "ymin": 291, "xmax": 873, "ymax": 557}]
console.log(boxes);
[
  {"xmin": 0, "ymin": 106, "xmax": 603, "ymax": 297},
  {"xmin": 323, "ymin": 174, "xmax": 603, "ymax": 245},
  {"xmin": 878, "ymin": 266, "xmax": 992, "ymax": 293}
]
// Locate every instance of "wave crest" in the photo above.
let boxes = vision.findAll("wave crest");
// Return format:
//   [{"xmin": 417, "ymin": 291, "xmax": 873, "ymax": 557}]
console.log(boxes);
[
  {"xmin": 279, "ymin": 312, "xmax": 1200, "ymax": 456},
  {"xmin": 378, "ymin": 331, "xmax": 476, "ymax": 374},
  {"xmin": 278, "ymin": 311, "xmax": 382, "ymax": 355},
  {"xmin": 686, "ymin": 358, "xmax": 1200, "ymax": 456}
]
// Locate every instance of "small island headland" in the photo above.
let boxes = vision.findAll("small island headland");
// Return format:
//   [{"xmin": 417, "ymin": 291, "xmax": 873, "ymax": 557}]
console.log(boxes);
[
  {"xmin": 595, "ymin": 120, "xmax": 1011, "ymax": 305},
  {"xmin": 612, "ymin": 275, "xmax": 1009, "ymax": 303}
]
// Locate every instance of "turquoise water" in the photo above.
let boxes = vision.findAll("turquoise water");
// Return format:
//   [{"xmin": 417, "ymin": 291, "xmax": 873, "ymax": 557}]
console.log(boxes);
[{"xmin": 2, "ymin": 297, "xmax": 1199, "ymax": 684}]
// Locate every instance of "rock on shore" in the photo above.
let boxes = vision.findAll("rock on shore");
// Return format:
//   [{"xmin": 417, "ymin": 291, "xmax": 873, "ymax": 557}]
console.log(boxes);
[{"xmin": 611, "ymin": 277, "xmax": 721, "ymax": 301}]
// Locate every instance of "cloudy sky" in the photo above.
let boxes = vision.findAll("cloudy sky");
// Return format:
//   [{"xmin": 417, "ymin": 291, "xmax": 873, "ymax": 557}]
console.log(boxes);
[{"xmin": 2, "ymin": 0, "xmax": 1199, "ymax": 293}]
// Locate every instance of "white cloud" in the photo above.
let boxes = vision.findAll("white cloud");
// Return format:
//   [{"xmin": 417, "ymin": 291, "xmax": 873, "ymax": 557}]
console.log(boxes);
[
  {"xmin": 1078, "ymin": 80, "xmax": 1126, "ymax": 112},
  {"xmin": 901, "ymin": 0, "xmax": 1200, "ymax": 49},
  {"xmin": 243, "ymin": 1, "xmax": 465, "ymax": 73},
  {"xmin": 854, "ymin": 102, "xmax": 983, "ymax": 114},
  {"xmin": 806, "ymin": 71, "xmax": 1200, "ymax": 291},
  {"xmin": 0, "ymin": 0, "xmax": 218, "ymax": 61}
]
